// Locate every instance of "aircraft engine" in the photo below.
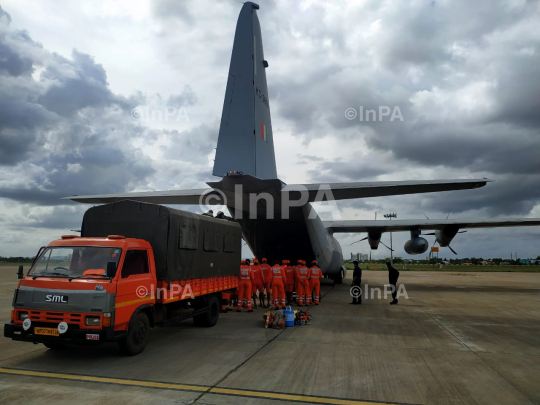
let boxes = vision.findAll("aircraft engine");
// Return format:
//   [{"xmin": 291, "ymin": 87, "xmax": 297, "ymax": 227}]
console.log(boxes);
[
  {"xmin": 367, "ymin": 230, "xmax": 382, "ymax": 250},
  {"xmin": 404, "ymin": 237, "xmax": 429, "ymax": 255},
  {"xmin": 434, "ymin": 227, "xmax": 460, "ymax": 247}
]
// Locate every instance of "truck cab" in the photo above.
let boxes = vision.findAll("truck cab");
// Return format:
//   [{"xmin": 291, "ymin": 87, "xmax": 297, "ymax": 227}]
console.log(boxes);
[{"xmin": 5, "ymin": 235, "xmax": 157, "ymax": 354}]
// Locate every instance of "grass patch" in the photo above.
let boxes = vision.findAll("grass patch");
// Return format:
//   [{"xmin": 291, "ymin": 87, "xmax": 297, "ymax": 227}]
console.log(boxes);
[{"xmin": 344, "ymin": 262, "xmax": 540, "ymax": 272}]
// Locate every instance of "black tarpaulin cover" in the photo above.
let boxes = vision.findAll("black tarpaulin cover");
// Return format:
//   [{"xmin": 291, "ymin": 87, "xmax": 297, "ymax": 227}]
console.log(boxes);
[{"xmin": 81, "ymin": 200, "xmax": 241, "ymax": 281}]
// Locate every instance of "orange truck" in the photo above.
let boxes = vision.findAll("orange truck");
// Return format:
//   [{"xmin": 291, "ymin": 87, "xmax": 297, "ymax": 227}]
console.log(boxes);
[{"xmin": 4, "ymin": 200, "xmax": 241, "ymax": 355}]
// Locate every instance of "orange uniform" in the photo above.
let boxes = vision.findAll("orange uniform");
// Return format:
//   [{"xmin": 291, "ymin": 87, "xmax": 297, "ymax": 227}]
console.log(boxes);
[
  {"xmin": 285, "ymin": 264, "xmax": 295, "ymax": 292},
  {"xmin": 268, "ymin": 264, "xmax": 287, "ymax": 309},
  {"xmin": 237, "ymin": 265, "xmax": 253, "ymax": 311},
  {"xmin": 260, "ymin": 262, "xmax": 272, "ymax": 292},
  {"xmin": 307, "ymin": 265, "xmax": 323, "ymax": 305},
  {"xmin": 295, "ymin": 262, "xmax": 310, "ymax": 306},
  {"xmin": 251, "ymin": 264, "xmax": 265, "ymax": 294}
]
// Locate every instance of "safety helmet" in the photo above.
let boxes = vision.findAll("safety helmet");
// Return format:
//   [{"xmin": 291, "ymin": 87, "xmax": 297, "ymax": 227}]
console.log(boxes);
[
  {"xmin": 241, "ymin": 260, "xmax": 245, "ymax": 264},
  {"xmin": 253, "ymin": 258, "xmax": 259, "ymax": 264},
  {"xmin": 282, "ymin": 259, "xmax": 287, "ymax": 264},
  {"xmin": 262, "ymin": 258, "xmax": 267, "ymax": 263},
  {"xmin": 312, "ymin": 260, "xmax": 317, "ymax": 265}
]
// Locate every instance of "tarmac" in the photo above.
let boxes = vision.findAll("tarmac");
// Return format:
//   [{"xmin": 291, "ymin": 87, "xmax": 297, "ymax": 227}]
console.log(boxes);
[{"xmin": 1, "ymin": 265, "xmax": 539, "ymax": 405}]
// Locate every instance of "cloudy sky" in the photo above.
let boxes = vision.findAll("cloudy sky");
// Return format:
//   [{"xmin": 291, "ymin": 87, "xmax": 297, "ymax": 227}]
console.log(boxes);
[{"xmin": 1, "ymin": 0, "xmax": 539, "ymax": 260}]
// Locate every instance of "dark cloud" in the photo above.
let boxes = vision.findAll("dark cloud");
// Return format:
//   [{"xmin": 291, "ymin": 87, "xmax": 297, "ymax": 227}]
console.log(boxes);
[
  {"xmin": 38, "ymin": 51, "xmax": 120, "ymax": 116},
  {"xmin": 167, "ymin": 85, "xmax": 198, "ymax": 107},
  {"xmin": 152, "ymin": 0, "xmax": 194, "ymax": 25},
  {"xmin": 263, "ymin": 1, "xmax": 540, "ymax": 218},
  {"xmin": 1, "ymin": 1, "xmax": 540, "ymax": 258},
  {"xmin": 22, "ymin": 205, "xmax": 87, "ymax": 230},
  {"xmin": 0, "ymin": 41, "xmax": 33, "ymax": 76},
  {"xmin": 306, "ymin": 156, "xmax": 391, "ymax": 183},
  {"xmin": 160, "ymin": 123, "xmax": 217, "ymax": 162},
  {"xmin": 420, "ymin": 176, "xmax": 540, "ymax": 216},
  {"xmin": 0, "ymin": 9, "xmax": 156, "ymax": 206}
]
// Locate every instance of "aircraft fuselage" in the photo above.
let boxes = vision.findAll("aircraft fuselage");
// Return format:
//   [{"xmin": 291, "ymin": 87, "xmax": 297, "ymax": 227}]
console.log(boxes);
[{"xmin": 229, "ymin": 202, "xmax": 344, "ymax": 278}]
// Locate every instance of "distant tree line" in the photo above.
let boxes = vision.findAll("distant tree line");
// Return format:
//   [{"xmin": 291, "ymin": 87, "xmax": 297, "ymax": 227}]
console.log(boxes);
[
  {"xmin": 0, "ymin": 256, "xmax": 34, "ymax": 263},
  {"xmin": 346, "ymin": 256, "xmax": 540, "ymax": 265}
]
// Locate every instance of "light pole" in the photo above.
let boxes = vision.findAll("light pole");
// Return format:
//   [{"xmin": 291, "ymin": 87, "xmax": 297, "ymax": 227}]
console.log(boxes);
[{"xmin": 384, "ymin": 213, "xmax": 397, "ymax": 265}]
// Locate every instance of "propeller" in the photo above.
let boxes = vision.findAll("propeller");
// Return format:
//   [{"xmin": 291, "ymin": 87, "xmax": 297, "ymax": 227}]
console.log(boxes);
[
  {"xmin": 350, "ymin": 235, "xmax": 393, "ymax": 251},
  {"xmin": 427, "ymin": 231, "xmax": 465, "ymax": 257},
  {"xmin": 423, "ymin": 212, "xmax": 466, "ymax": 257},
  {"xmin": 380, "ymin": 241, "xmax": 394, "ymax": 252},
  {"xmin": 350, "ymin": 236, "xmax": 368, "ymax": 246}
]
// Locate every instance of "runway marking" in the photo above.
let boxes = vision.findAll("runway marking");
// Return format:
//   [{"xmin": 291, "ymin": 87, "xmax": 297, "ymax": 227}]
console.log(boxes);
[
  {"xmin": 0, "ymin": 367, "xmax": 207, "ymax": 392},
  {"xmin": 0, "ymin": 367, "xmax": 404, "ymax": 405}
]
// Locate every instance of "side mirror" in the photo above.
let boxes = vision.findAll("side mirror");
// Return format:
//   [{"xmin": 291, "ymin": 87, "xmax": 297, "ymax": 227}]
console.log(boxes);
[
  {"xmin": 106, "ymin": 262, "xmax": 117, "ymax": 278},
  {"xmin": 17, "ymin": 265, "xmax": 24, "ymax": 279}
]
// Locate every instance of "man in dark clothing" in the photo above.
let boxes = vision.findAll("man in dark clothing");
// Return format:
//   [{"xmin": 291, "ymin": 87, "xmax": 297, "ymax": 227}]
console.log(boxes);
[
  {"xmin": 350, "ymin": 260, "xmax": 362, "ymax": 305},
  {"xmin": 386, "ymin": 262, "xmax": 400, "ymax": 305}
]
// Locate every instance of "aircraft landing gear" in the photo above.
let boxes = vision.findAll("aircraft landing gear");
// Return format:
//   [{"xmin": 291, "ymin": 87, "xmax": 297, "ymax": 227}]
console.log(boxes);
[{"xmin": 332, "ymin": 268, "xmax": 344, "ymax": 285}]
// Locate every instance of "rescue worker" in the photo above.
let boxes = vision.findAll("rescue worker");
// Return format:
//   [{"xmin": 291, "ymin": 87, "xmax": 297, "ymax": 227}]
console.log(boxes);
[
  {"xmin": 237, "ymin": 259, "xmax": 253, "ymax": 312},
  {"xmin": 284, "ymin": 260, "xmax": 295, "ymax": 305},
  {"xmin": 307, "ymin": 260, "xmax": 323, "ymax": 305},
  {"xmin": 350, "ymin": 260, "xmax": 362, "ymax": 305},
  {"xmin": 233, "ymin": 260, "xmax": 246, "ymax": 308},
  {"xmin": 386, "ymin": 261, "xmax": 400, "ymax": 305},
  {"xmin": 295, "ymin": 260, "xmax": 310, "ymax": 306},
  {"xmin": 269, "ymin": 259, "xmax": 287, "ymax": 309},
  {"xmin": 260, "ymin": 258, "xmax": 272, "ymax": 308},
  {"xmin": 251, "ymin": 258, "xmax": 265, "ymax": 309}
]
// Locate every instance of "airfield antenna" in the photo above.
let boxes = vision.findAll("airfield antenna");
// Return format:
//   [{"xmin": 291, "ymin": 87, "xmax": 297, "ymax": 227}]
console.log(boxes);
[{"xmin": 384, "ymin": 213, "xmax": 397, "ymax": 265}]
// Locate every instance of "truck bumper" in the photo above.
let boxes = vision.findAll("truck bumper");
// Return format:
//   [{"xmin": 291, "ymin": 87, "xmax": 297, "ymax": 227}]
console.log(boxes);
[{"xmin": 4, "ymin": 323, "xmax": 125, "ymax": 346}]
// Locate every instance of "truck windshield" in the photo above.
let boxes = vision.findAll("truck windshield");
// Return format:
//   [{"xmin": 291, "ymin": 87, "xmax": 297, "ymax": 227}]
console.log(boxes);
[{"xmin": 28, "ymin": 247, "xmax": 122, "ymax": 278}]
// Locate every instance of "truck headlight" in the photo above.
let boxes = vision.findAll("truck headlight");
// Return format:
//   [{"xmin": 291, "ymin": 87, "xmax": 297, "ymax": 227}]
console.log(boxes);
[
  {"xmin": 18, "ymin": 312, "xmax": 28, "ymax": 320},
  {"xmin": 85, "ymin": 316, "xmax": 101, "ymax": 326}
]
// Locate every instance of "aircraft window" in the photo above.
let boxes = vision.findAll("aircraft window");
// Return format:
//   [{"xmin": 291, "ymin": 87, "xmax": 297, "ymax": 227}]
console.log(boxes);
[{"xmin": 121, "ymin": 250, "xmax": 149, "ymax": 278}]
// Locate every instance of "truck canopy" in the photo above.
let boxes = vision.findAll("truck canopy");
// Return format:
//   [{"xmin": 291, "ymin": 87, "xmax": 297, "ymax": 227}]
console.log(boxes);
[{"xmin": 81, "ymin": 200, "xmax": 242, "ymax": 281}]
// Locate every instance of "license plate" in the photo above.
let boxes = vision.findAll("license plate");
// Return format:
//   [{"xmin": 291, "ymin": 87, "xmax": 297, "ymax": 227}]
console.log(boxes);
[
  {"xmin": 86, "ymin": 334, "xmax": 99, "ymax": 340},
  {"xmin": 34, "ymin": 327, "xmax": 59, "ymax": 337}
]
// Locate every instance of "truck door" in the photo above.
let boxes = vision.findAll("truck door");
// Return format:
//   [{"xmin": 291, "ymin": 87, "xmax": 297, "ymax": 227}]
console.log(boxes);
[{"xmin": 115, "ymin": 249, "xmax": 155, "ymax": 330}]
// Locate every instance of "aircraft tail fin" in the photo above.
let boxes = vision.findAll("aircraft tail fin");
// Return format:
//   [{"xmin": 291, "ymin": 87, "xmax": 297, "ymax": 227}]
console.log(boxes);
[{"xmin": 212, "ymin": 2, "xmax": 277, "ymax": 180}]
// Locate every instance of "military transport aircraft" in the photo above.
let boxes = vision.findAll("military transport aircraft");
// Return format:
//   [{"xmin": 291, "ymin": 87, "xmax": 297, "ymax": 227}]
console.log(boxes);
[{"xmin": 66, "ymin": 2, "xmax": 540, "ymax": 283}]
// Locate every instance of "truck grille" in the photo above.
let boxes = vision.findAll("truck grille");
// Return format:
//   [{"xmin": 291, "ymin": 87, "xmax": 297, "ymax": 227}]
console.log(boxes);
[{"xmin": 26, "ymin": 310, "xmax": 87, "ymax": 328}]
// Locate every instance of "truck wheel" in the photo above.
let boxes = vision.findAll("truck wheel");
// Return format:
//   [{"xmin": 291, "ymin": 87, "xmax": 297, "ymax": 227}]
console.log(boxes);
[
  {"xmin": 193, "ymin": 294, "xmax": 220, "ymax": 327},
  {"xmin": 119, "ymin": 312, "xmax": 150, "ymax": 356},
  {"xmin": 43, "ymin": 343, "xmax": 67, "ymax": 350}
]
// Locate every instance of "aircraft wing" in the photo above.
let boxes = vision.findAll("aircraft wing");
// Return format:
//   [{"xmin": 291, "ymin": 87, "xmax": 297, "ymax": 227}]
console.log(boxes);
[
  {"xmin": 64, "ymin": 188, "xmax": 223, "ymax": 205},
  {"xmin": 282, "ymin": 179, "xmax": 491, "ymax": 202},
  {"xmin": 65, "ymin": 178, "xmax": 491, "ymax": 205},
  {"xmin": 323, "ymin": 218, "xmax": 540, "ymax": 233}
]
